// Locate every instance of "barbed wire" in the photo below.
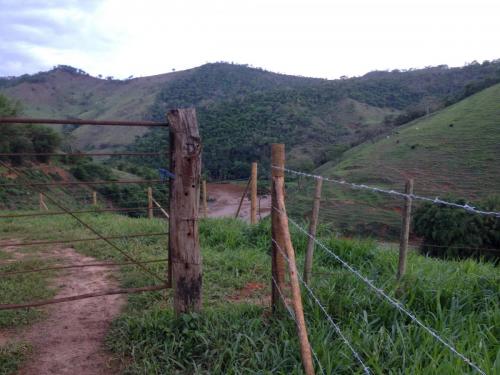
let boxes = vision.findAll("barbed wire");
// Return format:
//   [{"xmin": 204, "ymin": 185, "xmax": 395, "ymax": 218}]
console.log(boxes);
[
  {"xmin": 271, "ymin": 276, "xmax": 325, "ymax": 375},
  {"xmin": 271, "ymin": 238, "xmax": 371, "ymax": 375},
  {"xmin": 274, "ymin": 166, "xmax": 500, "ymax": 218},
  {"xmin": 279, "ymin": 208, "xmax": 487, "ymax": 375}
]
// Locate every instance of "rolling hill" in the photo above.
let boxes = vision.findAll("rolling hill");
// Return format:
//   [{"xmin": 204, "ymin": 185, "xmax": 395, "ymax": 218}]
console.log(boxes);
[
  {"xmin": 286, "ymin": 83, "xmax": 500, "ymax": 237},
  {"xmin": 2, "ymin": 61, "xmax": 500, "ymax": 178}
]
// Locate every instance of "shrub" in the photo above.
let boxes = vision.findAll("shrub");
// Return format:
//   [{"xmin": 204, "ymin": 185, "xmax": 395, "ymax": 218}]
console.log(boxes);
[{"xmin": 413, "ymin": 196, "xmax": 500, "ymax": 261}]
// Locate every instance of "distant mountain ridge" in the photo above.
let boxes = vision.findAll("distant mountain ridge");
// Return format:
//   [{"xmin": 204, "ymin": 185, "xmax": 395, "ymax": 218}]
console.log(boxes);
[{"xmin": 1, "ymin": 60, "xmax": 500, "ymax": 178}]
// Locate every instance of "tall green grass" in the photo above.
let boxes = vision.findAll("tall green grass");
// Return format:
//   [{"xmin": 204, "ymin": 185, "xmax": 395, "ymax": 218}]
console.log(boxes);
[{"xmin": 0, "ymin": 213, "xmax": 498, "ymax": 374}]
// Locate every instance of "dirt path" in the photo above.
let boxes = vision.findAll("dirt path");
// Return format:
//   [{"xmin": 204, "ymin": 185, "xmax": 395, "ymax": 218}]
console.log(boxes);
[
  {"xmin": 206, "ymin": 182, "xmax": 270, "ymax": 221},
  {"xmin": 1, "ymin": 244, "xmax": 125, "ymax": 375}
]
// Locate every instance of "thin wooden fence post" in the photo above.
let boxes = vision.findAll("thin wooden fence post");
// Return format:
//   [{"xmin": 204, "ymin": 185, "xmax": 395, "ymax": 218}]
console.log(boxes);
[
  {"xmin": 271, "ymin": 144, "xmax": 287, "ymax": 313},
  {"xmin": 147, "ymin": 187, "xmax": 153, "ymax": 219},
  {"xmin": 168, "ymin": 109, "xmax": 202, "ymax": 315},
  {"xmin": 304, "ymin": 177, "xmax": 323, "ymax": 284},
  {"xmin": 234, "ymin": 177, "xmax": 251, "ymax": 219},
  {"xmin": 152, "ymin": 197, "xmax": 169, "ymax": 218},
  {"xmin": 92, "ymin": 191, "xmax": 97, "ymax": 206},
  {"xmin": 397, "ymin": 179, "xmax": 414, "ymax": 280},
  {"xmin": 202, "ymin": 180, "xmax": 208, "ymax": 218},
  {"xmin": 250, "ymin": 162, "xmax": 258, "ymax": 224},
  {"xmin": 39, "ymin": 193, "xmax": 48, "ymax": 211},
  {"xmin": 271, "ymin": 144, "xmax": 314, "ymax": 375}
]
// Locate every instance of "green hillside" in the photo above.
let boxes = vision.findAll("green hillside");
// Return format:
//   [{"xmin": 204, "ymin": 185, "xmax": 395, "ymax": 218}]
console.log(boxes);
[
  {"xmin": 131, "ymin": 62, "xmax": 500, "ymax": 179},
  {"xmin": 0, "ymin": 65, "xmax": 192, "ymax": 150},
  {"xmin": 2, "ymin": 61, "xmax": 500, "ymax": 164},
  {"xmin": 288, "ymin": 84, "xmax": 500, "ymax": 238}
]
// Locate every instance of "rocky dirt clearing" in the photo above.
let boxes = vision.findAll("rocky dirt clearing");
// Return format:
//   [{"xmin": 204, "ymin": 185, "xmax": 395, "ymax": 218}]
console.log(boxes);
[{"xmin": 206, "ymin": 182, "xmax": 270, "ymax": 220}]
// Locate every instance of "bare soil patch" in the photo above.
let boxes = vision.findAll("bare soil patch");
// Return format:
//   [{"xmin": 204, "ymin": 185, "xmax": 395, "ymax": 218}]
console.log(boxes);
[
  {"xmin": 0, "ymin": 244, "xmax": 125, "ymax": 375},
  {"xmin": 228, "ymin": 282, "xmax": 269, "ymax": 306},
  {"xmin": 206, "ymin": 182, "xmax": 270, "ymax": 221}
]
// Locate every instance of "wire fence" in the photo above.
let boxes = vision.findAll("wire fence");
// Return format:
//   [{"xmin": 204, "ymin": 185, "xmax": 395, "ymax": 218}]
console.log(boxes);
[
  {"xmin": 1, "ymin": 124, "xmax": 496, "ymax": 373},
  {"xmin": 271, "ymin": 238, "xmax": 371, "ymax": 375},
  {"xmin": 272, "ymin": 205, "xmax": 488, "ymax": 374},
  {"xmin": 271, "ymin": 275, "xmax": 326, "ymax": 375},
  {"xmin": 276, "ymin": 166, "xmax": 500, "ymax": 218},
  {"xmin": 268, "ymin": 159, "xmax": 499, "ymax": 373},
  {"xmin": 0, "ymin": 117, "xmax": 173, "ymax": 311}
]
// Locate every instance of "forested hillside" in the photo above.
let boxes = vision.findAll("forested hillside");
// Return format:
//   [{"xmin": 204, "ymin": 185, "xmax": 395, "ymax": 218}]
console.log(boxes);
[
  {"xmin": 136, "ymin": 61, "xmax": 500, "ymax": 178},
  {"xmin": 2, "ymin": 60, "xmax": 500, "ymax": 178}
]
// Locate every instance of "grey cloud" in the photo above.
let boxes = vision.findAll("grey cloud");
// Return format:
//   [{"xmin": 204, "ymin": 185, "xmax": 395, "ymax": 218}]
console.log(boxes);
[{"xmin": 0, "ymin": 0, "xmax": 111, "ymax": 76}]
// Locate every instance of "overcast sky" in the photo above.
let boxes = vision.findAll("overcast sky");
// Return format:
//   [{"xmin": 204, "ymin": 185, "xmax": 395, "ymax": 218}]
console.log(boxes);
[{"xmin": 1, "ymin": 0, "xmax": 499, "ymax": 79}]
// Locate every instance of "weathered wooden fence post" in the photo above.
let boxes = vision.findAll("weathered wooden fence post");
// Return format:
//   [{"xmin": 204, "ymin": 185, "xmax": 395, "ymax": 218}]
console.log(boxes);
[
  {"xmin": 168, "ymin": 109, "xmax": 202, "ymax": 314},
  {"xmin": 202, "ymin": 180, "xmax": 208, "ymax": 218},
  {"xmin": 250, "ymin": 162, "xmax": 258, "ymax": 224},
  {"xmin": 304, "ymin": 177, "xmax": 323, "ymax": 284},
  {"xmin": 147, "ymin": 187, "xmax": 153, "ymax": 219},
  {"xmin": 92, "ymin": 191, "xmax": 97, "ymax": 206},
  {"xmin": 271, "ymin": 144, "xmax": 315, "ymax": 375},
  {"xmin": 271, "ymin": 144, "xmax": 287, "ymax": 313},
  {"xmin": 397, "ymin": 178, "xmax": 414, "ymax": 280}
]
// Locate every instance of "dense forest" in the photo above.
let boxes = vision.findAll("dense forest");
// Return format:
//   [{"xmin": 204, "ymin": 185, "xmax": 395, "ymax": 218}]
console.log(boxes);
[{"xmin": 130, "ymin": 60, "xmax": 500, "ymax": 179}]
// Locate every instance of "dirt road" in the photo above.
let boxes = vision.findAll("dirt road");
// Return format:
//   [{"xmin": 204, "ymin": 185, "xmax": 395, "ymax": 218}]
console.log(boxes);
[
  {"xmin": 206, "ymin": 182, "xmax": 270, "ymax": 221},
  {"xmin": 0, "ymin": 244, "xmax": 125, "ymax": 375}
]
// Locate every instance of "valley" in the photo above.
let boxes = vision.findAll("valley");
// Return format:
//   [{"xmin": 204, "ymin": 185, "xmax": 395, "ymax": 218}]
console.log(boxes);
[{"xmin": 1, "ymin": 60, "xmax": 499, "ymax": 375}]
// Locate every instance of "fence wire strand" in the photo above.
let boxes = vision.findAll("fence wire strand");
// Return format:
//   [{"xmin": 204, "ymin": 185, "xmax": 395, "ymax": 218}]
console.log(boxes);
[
  {"xmin": 0, "ymin": 160, "xmax": 165, "ymax": 283},
  {"xmin": 273, "ymin": 166, "xmax": 500, "ymax": 218},
  {"xmin": 278, "ymin": 206, "xmax": 486, "ymax": 375},
  {"xmin": 271, "ymin": 275, "xmax": 325, "ymax": 375},
  {"xmin": 271, "ymin": 238, "xmax": 371, "ymax": 375}
]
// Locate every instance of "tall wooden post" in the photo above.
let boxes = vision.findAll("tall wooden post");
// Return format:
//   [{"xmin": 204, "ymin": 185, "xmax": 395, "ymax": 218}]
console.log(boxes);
[
  {"xmin": 147, "ymin": 187, "xmax": 153, "ymax": 219},
  {"xmin": 304, "ymin": 177, "xmax": 323, "ymax": 284},
  {"xmin": 168, "ymin": 109, "xmax": 202, "ymax": 314},
  {"xmin": 250, "ymin": 162, "xmax": 258, "ymax": 224},
  {"xmin": 202, "ymin": 180, "xmax": 208, "ymax": 218},
  {"xmin": 92, "ymin": 191, "xmax": 97, "ymax": 206},
  {"xmin": 397, "ymin": 179, "xmax": 414, "ymax": 280},
  {"xmin": 271, "ymin": 145, "xmax": 286, "ymax": 312},
  {"xmin": 271, "ymin": 144, "xmax": 314, "ymax": 375}
]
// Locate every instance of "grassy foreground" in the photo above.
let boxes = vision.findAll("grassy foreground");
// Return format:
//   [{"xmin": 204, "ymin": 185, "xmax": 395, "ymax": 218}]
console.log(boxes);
[{"xmin": 0, "ymin": 212, "xmax": 498, "ymax": 374}]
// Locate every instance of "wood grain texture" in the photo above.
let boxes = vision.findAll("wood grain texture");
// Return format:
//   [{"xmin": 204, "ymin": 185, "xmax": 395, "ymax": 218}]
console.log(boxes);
[{"xmin": 168, "ymin": 108, "xmax": 202, "ymax": 314}]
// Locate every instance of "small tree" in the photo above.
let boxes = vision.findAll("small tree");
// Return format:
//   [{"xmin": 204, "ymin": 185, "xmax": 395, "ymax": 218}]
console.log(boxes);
[{"xmin": 30, "ymin": 126, "xmax": 61, "ymax": 163}]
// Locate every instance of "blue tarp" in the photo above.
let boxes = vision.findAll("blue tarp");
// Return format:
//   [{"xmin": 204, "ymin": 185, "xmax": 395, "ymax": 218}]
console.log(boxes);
[{"xmin": 158, "ymin": 168, "xmax": 175, "ymax": 181}]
